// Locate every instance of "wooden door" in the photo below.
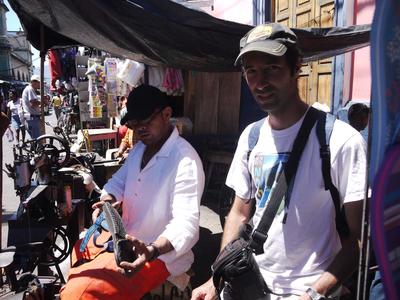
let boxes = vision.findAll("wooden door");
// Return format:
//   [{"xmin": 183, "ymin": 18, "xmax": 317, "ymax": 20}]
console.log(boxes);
[
  {"xmin": 184, "ymin": 71, "xmax": 241, "ymax": 135},
  {"xmin": 274, "ymin": 0, "xmax": 334, "ymax": 108}
]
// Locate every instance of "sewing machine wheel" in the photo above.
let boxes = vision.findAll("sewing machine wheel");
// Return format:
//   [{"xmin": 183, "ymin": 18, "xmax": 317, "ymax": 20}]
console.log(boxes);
[
  {"xmin": 34, "ymin": 135, "xmax": 70, "ymax": 167},
  {"xmin": 40, "ymin": 225, "xmax": 71, "ymax": 266}
]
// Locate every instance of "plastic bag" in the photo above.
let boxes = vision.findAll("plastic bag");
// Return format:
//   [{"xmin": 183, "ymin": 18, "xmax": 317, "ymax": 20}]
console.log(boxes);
[{"xmin": 5, "ymin": 127, "xmax": 14, "ymax": 142}]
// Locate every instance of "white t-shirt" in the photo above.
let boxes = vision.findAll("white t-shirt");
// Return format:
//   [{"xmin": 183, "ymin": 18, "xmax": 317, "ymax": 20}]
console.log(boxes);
[
  {"xmin": 102, "ymin": 128, "xmax": 205, "ymax": 277},
  {"xmin": 21, "ymin": 84, "xmax": 40, "ymax": 116},
  {"xmin": 7, "ymin": 99, "xmax": 22, "ymax": 116},
  {"xmin": 226, "ymin": 111, "xmax": 367, "ymax": 296}
]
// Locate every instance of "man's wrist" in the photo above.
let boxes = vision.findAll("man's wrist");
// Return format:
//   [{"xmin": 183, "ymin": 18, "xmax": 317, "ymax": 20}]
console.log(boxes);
[{"xmin": 146, "ymin": 243, "xmax": 160, "ymax": 262}]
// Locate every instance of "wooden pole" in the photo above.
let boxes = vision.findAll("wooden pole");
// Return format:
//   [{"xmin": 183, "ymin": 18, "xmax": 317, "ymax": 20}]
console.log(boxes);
[{"xmin": 40, "ymin": 24, "xmax": 45, "ymax": 135}]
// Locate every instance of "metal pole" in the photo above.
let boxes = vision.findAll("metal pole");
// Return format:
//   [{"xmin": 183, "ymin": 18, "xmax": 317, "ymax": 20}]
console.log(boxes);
[
  {"xmin": 357, "ymin": 118, "xmax": 373, "ymax": 300},
  {"xmin": 40, "ymin": 24, "xmax": 45, "ymax": 135},
  {"xmin": 357, "ymin": 187, "xmax": 371, "ymax": 300}
]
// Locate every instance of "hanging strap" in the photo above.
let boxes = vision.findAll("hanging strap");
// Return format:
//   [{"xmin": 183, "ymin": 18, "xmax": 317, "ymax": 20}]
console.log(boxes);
[
  {"xmin": 79, "ymin": 212, "xmax": 110, "ymax": 252},
  {"xmin": 250, "ymin": 107, "xmax": 320, "ymax": 254},
  {"xmin": 316, "ymin": 112, "xmax": 349, "ymax": 237}
]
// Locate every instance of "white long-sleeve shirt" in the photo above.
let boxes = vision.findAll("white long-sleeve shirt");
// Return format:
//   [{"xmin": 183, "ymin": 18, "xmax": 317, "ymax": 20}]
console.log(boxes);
[{"xmin": 102, "ymin": 127, "xmax": 205, "ymax": 276}]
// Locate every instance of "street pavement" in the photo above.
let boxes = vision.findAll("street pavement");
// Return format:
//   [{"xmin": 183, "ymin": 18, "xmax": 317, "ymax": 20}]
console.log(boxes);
[{"xmin": 1, "ymin": 110, "xmax": 223, "ymax": 290}]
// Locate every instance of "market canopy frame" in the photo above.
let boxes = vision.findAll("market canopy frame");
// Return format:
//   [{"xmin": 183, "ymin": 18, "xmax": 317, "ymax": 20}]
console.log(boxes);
[{"xmin": 9, "ymin": 0, "xmax": 371, "ymax": 72}]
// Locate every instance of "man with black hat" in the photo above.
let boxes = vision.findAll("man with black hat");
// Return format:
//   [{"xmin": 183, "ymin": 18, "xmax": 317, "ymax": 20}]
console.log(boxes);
[
  {"xmin": 61, "ymin": 85, "xmax": 205, "ymax": 299},
  {"xmin": 192, "ymin": 23, "xmax": 367, "ymax": 300}
]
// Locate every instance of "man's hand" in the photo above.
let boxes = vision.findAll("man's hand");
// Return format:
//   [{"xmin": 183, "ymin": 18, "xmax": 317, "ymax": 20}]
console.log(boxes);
[
  {"xmin": 191, "ymin": 196, "xmax": 252, "ymax": 300},
  {"xmin": 114, "ymin": 151, "xmax": 123, "ymax": 159},
  {"xmin": 91, "ymin": 198, "xmax": 120, "ymax": 223},
  {"xmin": 191, "ymin": 278, "xmax": 217, "ymax": 300},
  {"xmin": 122, "ymin": 149, "xmax": 130, "ymax": 158},
  {"xmin": 31, "ymin": 99, "xmax": 41, "ymax": 109},
  {"xmin": 118, "ymin": 234, "xmax": 154, "ymax": 276}
]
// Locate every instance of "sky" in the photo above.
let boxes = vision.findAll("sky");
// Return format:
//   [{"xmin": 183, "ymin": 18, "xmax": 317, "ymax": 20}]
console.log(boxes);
[{"xmin": 5, "ymin": 0, "xmax": 42, "ymax": 72}]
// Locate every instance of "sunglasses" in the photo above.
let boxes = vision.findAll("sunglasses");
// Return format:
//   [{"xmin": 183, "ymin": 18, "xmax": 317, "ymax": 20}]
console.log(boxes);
[{"xmin": 126, "ymin": 108, "xmax": 164, "ymax": 129}]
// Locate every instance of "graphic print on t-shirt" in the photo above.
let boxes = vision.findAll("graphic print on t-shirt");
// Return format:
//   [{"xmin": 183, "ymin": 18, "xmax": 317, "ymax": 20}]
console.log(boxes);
[{"xmin": 253, "ymin": 152, "xmax": 290, "ymax": 209}]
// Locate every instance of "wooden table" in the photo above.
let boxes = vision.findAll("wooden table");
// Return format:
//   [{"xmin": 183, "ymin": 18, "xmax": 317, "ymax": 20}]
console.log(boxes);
[
  {"xmin": 86, "ymin": 128, "xmax": 117, "ymax": 143},
  {"xmin": 83, "ymin": 128, "xmax": 118, "ymax": 151}
]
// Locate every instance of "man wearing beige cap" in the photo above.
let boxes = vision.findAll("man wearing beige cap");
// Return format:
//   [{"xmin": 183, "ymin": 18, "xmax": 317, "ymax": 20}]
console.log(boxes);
[
  {"xmin": 21, "ymin": 75, "xmax": 42, "ymax": 139},
  {"xmin": 192, "ymin": 23, "xmax": 367, "ymax": 300}
]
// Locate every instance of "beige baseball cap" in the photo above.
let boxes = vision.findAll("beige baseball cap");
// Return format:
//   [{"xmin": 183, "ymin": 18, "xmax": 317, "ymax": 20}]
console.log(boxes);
[
  {"xmin": 235, "ymin": 23, "xmax": 298, "ymax": 65},
  {"xmin": 30, "ymin": 75, "xmax": 40, "ymax": 82}
]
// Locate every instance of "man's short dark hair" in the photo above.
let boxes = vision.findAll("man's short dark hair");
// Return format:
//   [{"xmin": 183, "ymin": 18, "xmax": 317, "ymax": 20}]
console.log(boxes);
[
  {"xmin": 348, "ymin": 103, "xmax": 370, "ymax": 119},
  {"xmin": 348, "ymin": 102, "xmax": 370, "ymax": 131},
  {"xmin": 284, "ymin": 46, "xmax": 303, "ymax": 75}
]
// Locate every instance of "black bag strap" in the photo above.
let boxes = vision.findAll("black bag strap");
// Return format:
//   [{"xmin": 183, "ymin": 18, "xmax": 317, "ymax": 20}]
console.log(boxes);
[
  {"xmin": 316, "ymin": 112, "xmax": 349, "ymax": 237},
  {"xmin": 250, "ymin": 107, "xmax": 320, "ymax": 254}
]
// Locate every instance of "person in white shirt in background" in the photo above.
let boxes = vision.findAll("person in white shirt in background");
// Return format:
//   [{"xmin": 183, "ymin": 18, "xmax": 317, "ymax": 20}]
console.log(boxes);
[
  {"xmin": 6, "ymin": 90, "xmax": 26, "ymax": 143},
  {"xmin": 21, "ymin": 75, "xmax": 42, "ymax": 139},
  {"xmin": 347, "ymin": 102, "xmax": 370, "ymax": 132},
  {"xmin": 60, "ymin": 84, "xmax": 205, "ymax": 300}
]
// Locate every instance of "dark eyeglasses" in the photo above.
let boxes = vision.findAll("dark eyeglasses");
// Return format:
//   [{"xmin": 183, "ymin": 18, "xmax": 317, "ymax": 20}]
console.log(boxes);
[{"xmin": 126, "ymin": 108, "xmax": 164, "ymax": 129}]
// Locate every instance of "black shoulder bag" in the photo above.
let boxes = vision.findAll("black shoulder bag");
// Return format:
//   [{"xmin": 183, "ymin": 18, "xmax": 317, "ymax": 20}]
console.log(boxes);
[{"xmin": 212, "ymin": 108, "xmax": 321, "ymax": 300}]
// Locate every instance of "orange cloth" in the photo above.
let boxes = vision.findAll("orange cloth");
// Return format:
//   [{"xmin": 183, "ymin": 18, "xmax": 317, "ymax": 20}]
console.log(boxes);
[
  {"xmin": 60, "ymin": 232, "xmax": 169, "ymax": 300},
  {"xmin": 117, "ymin": 125, "xmax": 128, "ymax": 143}
]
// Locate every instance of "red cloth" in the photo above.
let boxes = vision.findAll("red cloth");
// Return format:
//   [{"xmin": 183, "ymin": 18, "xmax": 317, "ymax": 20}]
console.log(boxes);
[
  {"xmin": 48, "ymin": 49, "xmax": 63, "ymax": 90},
  {"xmin": 60, "ymin": 231, "xmax": 170, "ymax": 300}
]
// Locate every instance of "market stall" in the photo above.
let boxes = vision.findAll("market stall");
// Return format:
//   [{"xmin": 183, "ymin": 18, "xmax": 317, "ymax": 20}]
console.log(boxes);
[{"xmin": 2, "ymin": 2, "xmax": 380, "ymax": 299}]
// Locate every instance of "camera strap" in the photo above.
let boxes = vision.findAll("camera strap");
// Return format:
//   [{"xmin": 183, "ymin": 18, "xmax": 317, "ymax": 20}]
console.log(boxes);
[{"xmin": 250, "ymin": 107, "xmax": 320, "ymax": 254}]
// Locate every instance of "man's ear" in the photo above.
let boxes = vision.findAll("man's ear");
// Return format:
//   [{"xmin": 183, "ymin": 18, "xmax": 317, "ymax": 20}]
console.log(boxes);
[{"xmin": 163, "ymin": 106, "xmax": 173, "ymax": 119}]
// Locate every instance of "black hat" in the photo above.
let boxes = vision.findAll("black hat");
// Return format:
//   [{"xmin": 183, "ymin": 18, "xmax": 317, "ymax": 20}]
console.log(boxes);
[
  {"xmin": 235, "ymin": 23, "xmax": 298, "ymax": 66},
  {"xmin": 120, "ymin": 85, "xmax": 168, "ymax": 125}
]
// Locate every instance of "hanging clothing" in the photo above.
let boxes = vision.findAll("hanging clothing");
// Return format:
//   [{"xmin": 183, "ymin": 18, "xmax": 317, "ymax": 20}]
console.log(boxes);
[
  {"xmin": 161, "ymin": 68, "xmax": 184, "ymax": 96},
  {"xmin": 148, "ymin": 66, "xmax": 165, "ymax": 90},
  {"xmin": 48, "ymin": 49, "xmax": 63, "ymax": 90}
]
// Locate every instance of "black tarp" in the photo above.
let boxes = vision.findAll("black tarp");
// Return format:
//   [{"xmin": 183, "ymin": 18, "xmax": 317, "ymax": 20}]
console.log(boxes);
[{"xmin": 8, "ymin": 0, "xmax": 371, "ymax": 72}]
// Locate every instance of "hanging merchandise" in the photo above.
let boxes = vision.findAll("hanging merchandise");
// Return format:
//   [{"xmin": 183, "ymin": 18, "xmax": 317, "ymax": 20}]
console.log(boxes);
[
  {"xmin": 61, "ymin": 48, "xmax": 78, "ymax": 83},
  {"xmin": 161, "ymin": 68, "xmax": 184, "ymax": 96},
  {"xmin": 48, "ymin": 49, "xmax": 63, "ymax": 91},
  {"xmin": 5, "ymin": 127, "xmax": 14, "ymax": 142},
  {"xmin": 86, "ymin": 58, "xmax": 105, "ymax": 119},
  {"xmin": 116, "ymin": 60, "xmax": 128, "ymax": 97},
  {"xmin": 116, "ymin": 59, "xmax": 145, "ymax": 87},
  {"xmin": 148, "ymin": 66, "xmax": 165, "ymax": 90},
  {"xmin": 104, "ymin": 57, "xmax": 119, "ymax": 117}
]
